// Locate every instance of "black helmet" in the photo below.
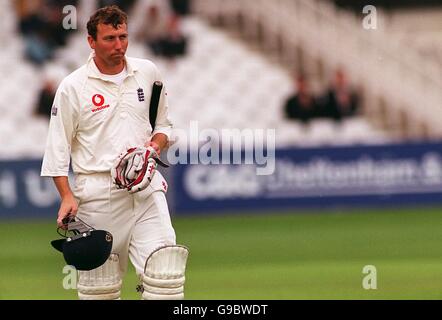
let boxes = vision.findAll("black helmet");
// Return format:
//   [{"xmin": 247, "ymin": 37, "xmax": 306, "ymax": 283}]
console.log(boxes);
[{"xmin": 51, "ymin": 216, "xmax": 113, "ymax": 271}]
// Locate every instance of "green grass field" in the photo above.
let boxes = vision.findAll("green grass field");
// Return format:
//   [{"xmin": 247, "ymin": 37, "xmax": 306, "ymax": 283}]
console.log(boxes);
[{"xmin": 1, "ymin": 207, "xmax": 442, "ymax": 300}]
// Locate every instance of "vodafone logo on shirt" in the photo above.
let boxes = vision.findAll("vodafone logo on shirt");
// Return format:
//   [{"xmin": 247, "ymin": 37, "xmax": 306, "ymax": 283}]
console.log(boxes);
[{"xmin": 91, "ymin": 94, "xmax": 110, "ymax": 113}]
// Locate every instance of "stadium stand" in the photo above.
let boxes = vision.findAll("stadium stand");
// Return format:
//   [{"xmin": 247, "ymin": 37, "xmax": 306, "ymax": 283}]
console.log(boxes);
[
  {"xmin": 386, "ymin": 8, "xmax": 442, "ymax": 70},
  {"xmin": 0, "ymin": 0, "xmax": 46, "ymax": 159},
  {"xmin": 0, "ymin": 0, "xmax": 410, "ymax": 160},
  {"xmin": 193, "ymin": 0, "xmax": 442, "ymax": 141}
]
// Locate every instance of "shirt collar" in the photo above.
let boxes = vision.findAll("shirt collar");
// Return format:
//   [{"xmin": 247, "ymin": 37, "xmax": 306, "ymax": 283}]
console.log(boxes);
[{"xmin": 86, "ymin": 51, "xmax": 137, "ymax": 79}]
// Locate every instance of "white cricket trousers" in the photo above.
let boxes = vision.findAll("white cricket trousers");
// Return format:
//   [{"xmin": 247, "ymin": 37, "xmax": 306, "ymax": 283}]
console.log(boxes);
[{"xmin": 72, "ymin": 171, "xmax": 176, "ymax": 275}]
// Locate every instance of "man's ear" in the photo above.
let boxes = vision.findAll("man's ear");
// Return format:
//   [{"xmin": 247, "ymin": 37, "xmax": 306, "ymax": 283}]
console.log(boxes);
[{"xmin": 87, "ymin": 35, "xmax": 96, "ymax": 50}]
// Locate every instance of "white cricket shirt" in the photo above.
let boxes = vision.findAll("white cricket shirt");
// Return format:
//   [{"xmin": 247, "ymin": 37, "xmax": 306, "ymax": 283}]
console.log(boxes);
[{"xmin": 41, "ymin": 53, "xmax": 173, "ymax": 177}]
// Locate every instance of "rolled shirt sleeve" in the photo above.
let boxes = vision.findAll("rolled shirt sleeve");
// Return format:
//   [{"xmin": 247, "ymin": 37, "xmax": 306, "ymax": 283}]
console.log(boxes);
[{"xmin": 41, "ymin": 81, "xmax": 79, "ymax": 177}]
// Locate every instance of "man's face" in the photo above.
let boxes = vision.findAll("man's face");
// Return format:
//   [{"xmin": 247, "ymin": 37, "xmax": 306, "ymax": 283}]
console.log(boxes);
[{"xmin": 89, "ymin": 23, "xmax": 128, "ymax": 66}]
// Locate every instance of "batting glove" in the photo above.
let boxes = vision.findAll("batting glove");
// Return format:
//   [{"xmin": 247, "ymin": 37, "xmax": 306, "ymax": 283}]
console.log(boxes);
[{"xmin": 111, "ymin": 146, "xmax": 159, "ymax": 192}]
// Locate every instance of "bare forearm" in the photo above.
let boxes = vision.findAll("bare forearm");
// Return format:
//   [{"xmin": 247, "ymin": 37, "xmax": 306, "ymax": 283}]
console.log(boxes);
[{"xmin": 53, "ymin": 176, "xmax": 73, "ymax": 199}]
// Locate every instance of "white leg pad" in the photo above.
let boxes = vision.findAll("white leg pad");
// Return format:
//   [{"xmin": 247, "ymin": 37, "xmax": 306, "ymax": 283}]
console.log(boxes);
[
  {"xmin": 77, "ymin": 254, "xmax": 122, "ymax": 300},
  {"xmin": 141, "ymin": 245, "xmax": 189, "ymax": 300}
]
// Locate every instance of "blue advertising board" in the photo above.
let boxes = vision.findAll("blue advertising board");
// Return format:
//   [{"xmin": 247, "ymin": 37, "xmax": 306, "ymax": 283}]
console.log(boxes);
[
  {"xmin": 2, "ymin": 142, "xmax": 442, "ymax": 218},
  {"xmin": 173, "ymin": 142, "xmax": 442, "ymax": 213},
  {"xmin": 0, "ymin": 160, "xmax": 60, "ymax": 218}
]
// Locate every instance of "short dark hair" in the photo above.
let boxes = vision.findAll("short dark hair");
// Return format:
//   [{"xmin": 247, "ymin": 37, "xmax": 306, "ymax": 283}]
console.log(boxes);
[{"xmin": 87, "ymin": 5, "xmax": 128, "ymax": 40}]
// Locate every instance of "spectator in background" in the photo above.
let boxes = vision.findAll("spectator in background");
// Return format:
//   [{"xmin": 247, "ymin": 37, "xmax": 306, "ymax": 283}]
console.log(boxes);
[
  {"xmin": 160, "ymin": 15, "xmax": 188, "ymax": 59},
  {"xmin": 44, "ymin": 0, "xmax": 75, "ymax": 47},
  {"xmin": 133, "ymin": 0, "xmax": 189, "ymax": 60},
  {"xmin": 15, "ymin": 0, "xmax": 78, "ymax": 66},
  {"xmin": 16, "ymin": 0, "xmax": 53, "ymax": 65},
  {"xmin": 134, "ymin": 1, "xmax": 170, "ymax": 56},
  {"xmin": 169, "ymin": 0, "xmax": 191, "ymax": 16},
  {"xmin": 99, "ymin": 0, "xmax": 137, "ymax": 13},
  {"xmin": 320, "ymin": 69, "xmax": 359, "ymax": 121},
  {"xmin": 35, "ymin": 80, "xmax": 56, "ymax": 119},
  {"xmin": 35, "ymin": 65, "xmax": 67, "ymax": 119},
  {"xmin": 284, "ymin": 75, "xmax": 320, "ymax": 123}
]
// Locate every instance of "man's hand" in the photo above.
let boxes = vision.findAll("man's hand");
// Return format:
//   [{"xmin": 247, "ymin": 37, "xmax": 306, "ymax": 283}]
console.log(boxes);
[
  {"xmin": 144, "ymin": 141, "xmax": 161, "ymax": 155},
  {"xmin": 127, "ymin": 158, "xmax": 157, "ymax": 194},
  {"xmin": 53, "ymin": 176, "xmax": 78, "ymax": 229},
  {"xmin": 57, "ymin": 193, "xmax": 78, "ymax": 229},
  {"xmin": 112, "ymin": 146, "xmax": 160, "ymax": 193},
  {"xmin": 145, "ymin": 133, "xmax": 169, "ymax": 156},
  {"xmin": 57, "ymin": 195, "xmax": 78, "ymax": 230}
]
